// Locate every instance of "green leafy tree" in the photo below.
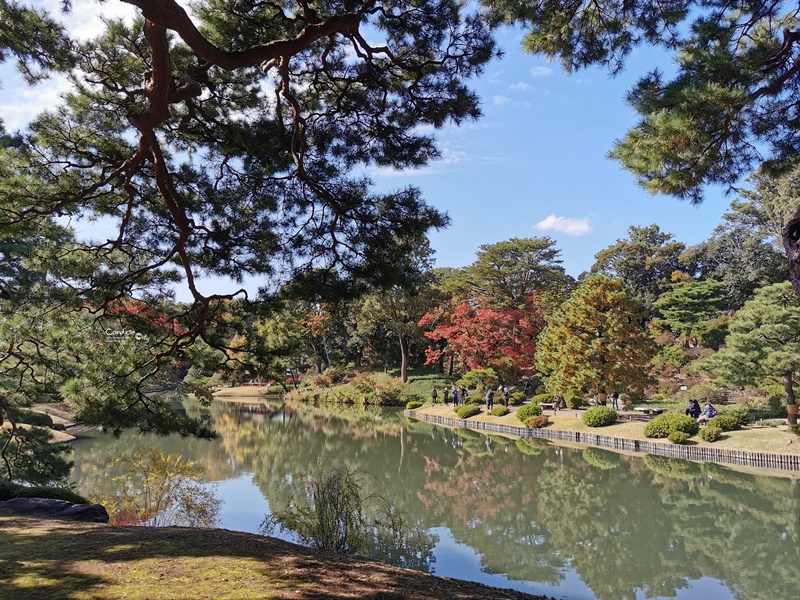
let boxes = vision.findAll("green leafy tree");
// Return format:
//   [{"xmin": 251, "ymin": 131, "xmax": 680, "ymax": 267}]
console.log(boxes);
[
  {"xmin": 0, "ymin": 1, "xmax": 495, "ymax": 443},
  {"xmin": 591, "ymin": 224, "xmax": 687, "ymax": 313},
  {"xmin": 702, "ymin": 281, "xmax": 800, "ymax": 424},
  {"xmin": 693, "ymin": 162, "xmax": 798, "ymax": 306},
  {"xmin": 486, "ymin": 0, "xmax": 800, "ymax": 298},
  {"xmin": 446, "ymin": 237, "xmax": 574, "ymax": 307},
  {"xmin": 352, "ymin": 241, "xmax": 439, "ymax": 382},
  {"xmin": 536, "ymin": 276, "xmax": 656, "ymax": 397},
  {"xmin": 653, "ymin": 279, "xmax": 729, "ymax": 345}
]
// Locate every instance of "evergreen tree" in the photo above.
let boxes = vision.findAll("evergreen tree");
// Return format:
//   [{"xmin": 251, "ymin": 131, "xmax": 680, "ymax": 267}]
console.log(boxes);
[
  {"xmin": 536, "ymin": 276, "xmax": 656, "ymax": 397},
  {"xmin": 590, "ymin": 224, "xmax": 687, "ymax": 314},
  {"xmin": 0, "ymin": 1, "xmax": 496, "ymax": 444},
  {"xmin": 486, "ymin": 0, "xmax": 800, "ymax": 298},
  {"xmin": 702, "ymin": 281, "xmax": 800, "ymax": 424}
]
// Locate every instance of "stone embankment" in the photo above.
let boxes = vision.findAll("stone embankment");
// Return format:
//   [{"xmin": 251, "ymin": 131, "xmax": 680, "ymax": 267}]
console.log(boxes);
[{"xmin": 405, "ymin": 409, "xmax": 800, "ymax": 471}]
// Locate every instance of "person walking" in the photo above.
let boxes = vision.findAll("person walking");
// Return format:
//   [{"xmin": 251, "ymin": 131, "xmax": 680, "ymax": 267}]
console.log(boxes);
[
  {"xmin": 485, "ymin": 388, "xmax": 494, "ymax": 410},
  {"xmin": 430, "ymin": 388, "xmax": 438, "ymax": 404},
  {"xmin": 503, "ymin": 386, "xmax": 510, "ymax": 407},
  {"xmin": 443, "ymin": 386, "xmax": 450, "ymax": 406},
  {"xmin": 610, "ymin": 391, "xmax": 619, "ymax": 410},
  {"xmin": 452, "ymin": 387, "xmax": 459, "ymax": 406}
]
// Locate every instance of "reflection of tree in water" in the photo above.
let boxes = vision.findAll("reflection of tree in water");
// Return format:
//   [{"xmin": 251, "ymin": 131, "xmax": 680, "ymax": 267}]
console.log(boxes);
[
  {"xmin": 72, "ymin": 400, "xmax": 800, "ymax": 599},
  {"xmin": 205, "ymin": 405, "xmax": 800, "ymax": 598},
  {"xmin": 537, "ymin": 450, "xmax": 698, "ymax": 600}
]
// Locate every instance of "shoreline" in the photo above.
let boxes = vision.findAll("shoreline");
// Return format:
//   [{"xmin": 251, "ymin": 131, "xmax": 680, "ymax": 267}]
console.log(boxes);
[{"xmin": 406, "ymin": 407, "xmax": 800, "ymax": 473}]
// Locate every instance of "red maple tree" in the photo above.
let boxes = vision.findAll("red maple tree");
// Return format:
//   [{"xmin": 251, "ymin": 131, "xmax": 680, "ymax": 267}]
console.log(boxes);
[{"xmin": 418, "ymin": 294, "xmax": 544, "ymax": 380}]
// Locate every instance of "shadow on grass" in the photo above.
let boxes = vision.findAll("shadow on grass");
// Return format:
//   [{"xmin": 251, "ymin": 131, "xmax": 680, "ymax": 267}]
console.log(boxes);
[{"xmin": 0, "ymin": 515, "xmax": 548, "ymax": 600}]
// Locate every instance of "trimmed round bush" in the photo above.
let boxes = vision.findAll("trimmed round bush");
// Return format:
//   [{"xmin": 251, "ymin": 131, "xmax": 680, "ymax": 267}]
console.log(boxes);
[
  {"xmin": 564, "ymin": 391, "xmax": 583, "ymax": 409},
  {"xmin": 643, "ymin": 413, "xmax": 700, "ymax": 438},
  {"xmin": 699, "ymin": 425, "xmax": 723, "ymax": 442},
  {"xmin": 456, "ymin": 404, "xmax": 481, "ymax": 419},
  {"xmin": 516, "ymin": 403, "xmax": 542, "ymax": 422},
  {"xmin": 667, "ymin": 431, "xmax": 690, "ymax": 444},
  {"xmin": 405, "ymin": 401, "xmax": 423, "ymax": 410},
  {"xmin": 531, "ymin": 393, "xmax": 554, "ymax": 406},
  {"xmin": 525, "ymin": 415, "xmax": 550, "ymax": 428},
  {"xmin": 489, "ymin": 406, "xmax": 510, "ymax": 417},
  {"xmin": 508, "ymin": 392, "xmax": 526, "ymax": 406},
  {"xmin": 581, "ymin": 406, "xmax": 618, "ymax": 427},
  {"xmin": 707, "ymin": 414, "xmax": 740, "ymax": 432},
  {"xmin": 51, "ymin": 422, "xmax": 67, "ymax": 431}
]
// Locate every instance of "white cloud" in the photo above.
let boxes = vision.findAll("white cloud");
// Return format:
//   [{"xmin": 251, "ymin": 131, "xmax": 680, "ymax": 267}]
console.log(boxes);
[
  {"xmin": 535, "ymin": 215, "xmax": 593, "ymax": 236},
  {"xmin": 492, "ymin": 95, "xmax": 510, "ymax": 105},
  {"xmin": 529, "ymin": 66, "xmax": 554, "ymax": 77},
  {"xmin": 508, "ymin": 82, "xmax": 530, "ymax": 91}
]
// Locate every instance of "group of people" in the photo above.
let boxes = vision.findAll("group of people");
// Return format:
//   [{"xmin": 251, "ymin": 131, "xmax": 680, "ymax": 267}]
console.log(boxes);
[
  {"xmin": 484, "ymin": 385, "xmax": 511, "ymax": 409},
  {"xmin": 430, "ymin": 384, "xmax": 515, "ymax": 409},
  {"xmin": 430, "ymin": 385, "xmax": 469, "ymax": 406},
  {"xmin": 685, "ymin": 399, "xmax": 718, "ymax": 423}
]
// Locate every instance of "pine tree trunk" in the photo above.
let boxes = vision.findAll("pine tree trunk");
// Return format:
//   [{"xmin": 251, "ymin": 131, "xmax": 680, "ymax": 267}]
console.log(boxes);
[
  {"xmin": 399, "ymin": 334, "xmax": 409, "ymax": 383},
  {"xmin": 784, "ymin": 370, "xmax": 797, "ymax": 426},
  {"xmin": 783, "ymin": 214, "xmax": 800, "ymax": 306}
]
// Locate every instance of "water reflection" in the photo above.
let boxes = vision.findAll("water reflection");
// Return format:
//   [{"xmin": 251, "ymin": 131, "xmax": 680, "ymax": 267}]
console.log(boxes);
[{"xmin": 71, "ymin": 400, "xmax": 800, "ymax": 600}]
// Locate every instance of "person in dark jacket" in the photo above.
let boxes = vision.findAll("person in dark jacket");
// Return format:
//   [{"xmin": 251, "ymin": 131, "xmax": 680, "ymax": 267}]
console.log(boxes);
[{"xmin": 685, "ymin": 399, "xmax": 701, "ymax": 419}]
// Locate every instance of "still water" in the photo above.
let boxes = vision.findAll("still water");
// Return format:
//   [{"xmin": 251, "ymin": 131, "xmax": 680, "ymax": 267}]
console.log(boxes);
[{"xmin": 70, "ymin": 400, "xmax": 800, "ymax": 600}]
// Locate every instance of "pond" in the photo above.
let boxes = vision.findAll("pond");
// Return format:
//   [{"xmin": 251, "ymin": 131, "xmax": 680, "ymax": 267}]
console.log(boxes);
[{"xmin": 70, "ymin": 399, "xmax": 800, "ymax": 600}]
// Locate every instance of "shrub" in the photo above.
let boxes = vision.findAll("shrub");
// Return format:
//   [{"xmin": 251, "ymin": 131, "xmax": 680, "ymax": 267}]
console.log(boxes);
[
  {"xmin": 456, "ymin": 404, "xmax": 481, "ymax": 419},
  {"xmin": 667, "ymin": 431, "xmax": 690, "ymax": 444},
  {"xmin": 790, "ymin": 424, "xmax": 800, "ymax": 437},
  {"xmin": 508, "ymin": 392, "xmax": 526, "ymax": 406},
  {"xmin": 516, "ymin": 403, "xmax": 542, "ymax": 422},
  {"xmin": 531, "ymin": 393, "xmax": 554, "ymax": 406},
  {"xmin": 699, "ymin": 426, "xmax": 723, "ymax": 442},
  {"xmin": 618, "ymin": 392, "xmax": 641, "ymax": 409},
  {"xmin": 489, "ymin": 406, "xmax": 510, "ymax": 417},
  {"xmin": 643, "ymin": 413, "xmax": 700, "ymax": 438},
  {"xmin": 722, "ymin": 406, "xmax": 752, "ymax": 428},
  {"xmin": 405, "ymin": 401, "xmax": 423, "ymax": 410},
  {"xmin": 15, "ymin": 410, "xmax": 54, "ymax": 428},
  {"xmin": 51, "ymin": 422, "xmax": 66, "ymax": 431},
  {"xmin": 373, "ymin": 377, "xmax": 407, "ymax": 406},
  {"xmin": 581, "ymin": 406, "xmax": 618, "ymax": 427},
  {"xmin": 707, "ymin": 414, "xmax": 740, "ymax": 432},
  {"xmin": 686, "ymin": 384, "xmax": 725, "ymax": 405},
  {"xmin": 564, "ymin": 391, "xmax": 583, "ymax": 409},
  {"xmin": 525, "ymin": 415, "xmax": 549, "ymax": 428}
]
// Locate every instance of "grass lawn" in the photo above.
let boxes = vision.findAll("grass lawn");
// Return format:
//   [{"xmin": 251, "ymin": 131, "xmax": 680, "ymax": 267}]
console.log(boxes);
[
  {"xmin": 0, "ymin": 516, "xmax": 550, "ymax": 600},
  {"xmin": 415, "ymin": 403, "xmax": 800, "ymax": 456}
]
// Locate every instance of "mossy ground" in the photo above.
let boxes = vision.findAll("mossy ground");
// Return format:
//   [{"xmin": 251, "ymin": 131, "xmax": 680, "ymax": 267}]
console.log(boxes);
[{"xmin": 0, "ymin": 516, "xmax": 551, "ymax": 600}]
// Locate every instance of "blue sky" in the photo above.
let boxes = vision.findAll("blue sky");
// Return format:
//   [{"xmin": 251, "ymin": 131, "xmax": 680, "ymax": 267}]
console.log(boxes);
[
  {"xmin": 368, "ymin": 25, "xmax": 732, "ymax": 277},
  {"xmin": 1, "ymin": 2, "xmax": 734, "ymax": 288}
]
